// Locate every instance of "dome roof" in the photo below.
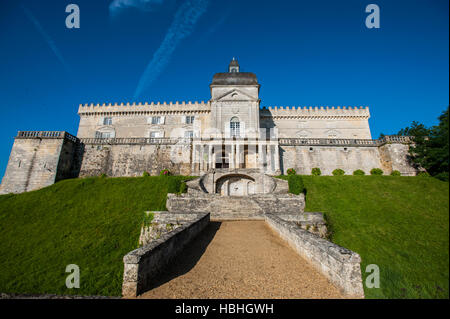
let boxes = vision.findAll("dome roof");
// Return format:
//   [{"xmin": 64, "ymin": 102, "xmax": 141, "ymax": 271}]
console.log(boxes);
[{"xmin": 211, "ymin": 72, "xmax": 258, "ymax": 85}]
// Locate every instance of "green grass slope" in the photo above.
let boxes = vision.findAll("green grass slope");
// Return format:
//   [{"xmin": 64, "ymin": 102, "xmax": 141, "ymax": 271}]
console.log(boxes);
[
  {"xmin": 301, "ymin": 176, "xmax": 449, "ymax": 299},
  {"xmin": 0, "ymin": 175, "xmax": 448, "ymax": 298},
  {"xmin": 0, "ymin": 176, "xmax": 189, "ymax": 296}
]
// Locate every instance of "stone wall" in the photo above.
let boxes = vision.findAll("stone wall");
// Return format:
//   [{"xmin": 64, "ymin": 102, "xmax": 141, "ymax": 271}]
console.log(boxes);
[
  {"xmin": 122, "ymin": 212, "xmax": 210, "ymax": 297},
  {"xmin": 282, "ymin": 145, "xmax": 384, "ymax": 175},
  {"xmin": 1, "ymin": 132, "xmax": 419, "ymax": 194},
  {"xmin": 265, "ymin": 214, "xmax": 364, "ymax": 297},
  {"xmin": 77, "ymin": 101, "xmax": 210, "ymax": 139},
  {"xmin": 378, "ymin": 143, "xmax": 417, "ymax": 176},
  {"xmin": 0, "ymin": 132, "xmax": 78, "ymax": 194},
  {"xmin": 78, "ymin": 143, "xmax": 192, "ymax": 177},
  {"xmin": 261, "ymin": 106, "xmax": 372, "ymax": 139}
]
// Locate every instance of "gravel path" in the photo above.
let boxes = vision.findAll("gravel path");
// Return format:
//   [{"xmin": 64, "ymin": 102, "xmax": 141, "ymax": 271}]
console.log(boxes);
[{"xmin": 139, "ymin": 221, "xmax": 344, "ymax": 299}]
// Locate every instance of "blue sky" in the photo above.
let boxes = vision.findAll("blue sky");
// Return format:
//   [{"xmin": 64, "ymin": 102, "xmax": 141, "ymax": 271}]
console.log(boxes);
[{"xmin": 0, "ymin": 0, "xmax": 448, "ymax": 178}]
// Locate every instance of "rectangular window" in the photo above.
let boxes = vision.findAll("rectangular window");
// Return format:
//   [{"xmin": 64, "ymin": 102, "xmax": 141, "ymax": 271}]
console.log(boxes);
[
  {"xmin": 151, "ymin": 116, "xmax": 161, "ymax": 125},
  {"xmin": 230, "ymin": 122, "xmax": 240, "ymax": 137},
  {"xmin": 184, "ymin": 130, "xmax": 194, "ymax": 138},
  {"xmin": 103, "ymin": 117, "xmax": 113, "ymax": 125},
  {"xmin": 95, "ymin": 131, "xmax": 112, "ymax": 138},
  {"xmin": 150, "ymin": 131, "xmax": 163, "ymax": 138},
  {"xmin": 185, "ymin": 116, "xmax": 195, "ymax": 124}
]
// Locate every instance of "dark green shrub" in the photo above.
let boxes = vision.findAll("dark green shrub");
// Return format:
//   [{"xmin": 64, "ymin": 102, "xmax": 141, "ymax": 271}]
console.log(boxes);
[
  {"xmin": 417, "ymin": 171, "xmax": 430, "ymax": 177},
  {"xmin": 353, "ymin": 169, "xmax": 365, "ymax": 176},
  {"xmin": 332, "ymin": 169, "xmax": 345, "ymax": 176},
  {"xmin": 390, "ymin": 170, "xmax": 401, "ymax": 176},
  {"xmin": 142, "ymin": 171, "xmax": 150, "ymax": 177},
  {"xmin": 311, "ymin": 168, "xmax": 321, "ymax": 176},
  {"xmin": 370, "ymin": 168, "xmax": 383, "ymax": 175},
  {"xmin": 99, "ymin": 173, "xmax": 107, "ymax": 178},
  {"xmin": 288, "ymin": 175, "xmax": 305, "ymax": 195},
  {"xmin": 286, "ymin": 168, "xmax": 296, "ymax": 175},
  {"xmin": 434, "ymin": 172, "xmax": 449, "ymax": 181}
]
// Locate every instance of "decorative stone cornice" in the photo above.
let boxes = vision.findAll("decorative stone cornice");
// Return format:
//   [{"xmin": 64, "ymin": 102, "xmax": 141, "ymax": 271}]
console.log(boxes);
[{"xmin": 78, "ymin": 101, "xmax": 211, "ymax": 116}]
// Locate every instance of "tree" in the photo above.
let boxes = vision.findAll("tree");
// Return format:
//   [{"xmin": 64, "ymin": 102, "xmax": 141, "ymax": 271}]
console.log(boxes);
[{"xmin": 399, "ymin": 107, "xmax": 449, "ymax": 179}]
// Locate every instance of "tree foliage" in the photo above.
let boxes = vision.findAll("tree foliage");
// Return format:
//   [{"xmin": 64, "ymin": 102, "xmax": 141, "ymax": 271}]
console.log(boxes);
[{"xmin": 398, "ymin": 107, "xmax": 449, "ymax": 180}]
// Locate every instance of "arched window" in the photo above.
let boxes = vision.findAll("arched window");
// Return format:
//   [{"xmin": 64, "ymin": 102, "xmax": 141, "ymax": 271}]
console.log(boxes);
[{"xmin": 230, "ymin": 117, "xmax": 240, "ymax": 137}]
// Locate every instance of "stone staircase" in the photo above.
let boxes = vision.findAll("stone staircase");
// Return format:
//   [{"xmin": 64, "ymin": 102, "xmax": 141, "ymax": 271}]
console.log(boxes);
[
  {"xmin": 206, "ymin": 196, "xmax": 264, "ymax": 220},
  {"xmin": 166, "ymin": 169, "xmax": 305, "ymax": 220}
]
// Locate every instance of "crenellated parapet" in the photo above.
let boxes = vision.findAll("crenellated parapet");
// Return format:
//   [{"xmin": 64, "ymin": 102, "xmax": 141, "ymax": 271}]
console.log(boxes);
[
  {"xmin": 78, "ymin": 101, "xmax": 211, "ymax": 116},
  {"xmin": 260, "ymin": 106, "xmax": 370, "ymax": 119}
]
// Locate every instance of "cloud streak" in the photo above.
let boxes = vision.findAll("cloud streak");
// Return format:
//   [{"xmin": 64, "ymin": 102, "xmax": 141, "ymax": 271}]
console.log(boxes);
[
  {"xmin": 21, "ymin": 5, "xmax": 70, "ymax": 73},
  {"xmin": 133, "ymin": 0, "xmax": 209, "ymax": 100},
  {"xmin": 109, "ymin": 0, "xmax": 166, "ymax": 18}
]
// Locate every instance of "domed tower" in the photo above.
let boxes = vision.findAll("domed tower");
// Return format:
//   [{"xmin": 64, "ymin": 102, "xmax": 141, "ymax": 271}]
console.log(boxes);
[{"xmin": 209, "ymin": 58, "xmax": 261, "ymax": 139}]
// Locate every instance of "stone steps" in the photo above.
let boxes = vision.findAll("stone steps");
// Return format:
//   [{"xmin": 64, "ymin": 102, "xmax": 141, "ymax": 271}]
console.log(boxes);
[{"xmin": 206, "ymin": 196, "xmax": 263, "ymax": 215}]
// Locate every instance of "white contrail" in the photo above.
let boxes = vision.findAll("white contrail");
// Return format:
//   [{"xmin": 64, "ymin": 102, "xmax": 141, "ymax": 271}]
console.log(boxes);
[
  {"xmin": 109, "ymin": 0, "xmax": 166, "ymax": 18},
  {"xmin": 133, "ymin": 0, "xmax": 209, "ymax": 100},
  {"xmin": 21, "ymin": 5, "xmax": 71, "ymax": 73}
]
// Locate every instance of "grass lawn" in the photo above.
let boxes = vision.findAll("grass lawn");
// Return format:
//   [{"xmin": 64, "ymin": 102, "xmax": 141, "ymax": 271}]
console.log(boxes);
[
  {"xmin": 0, "ymin": 176, "xmax": 191, "ymax": 297},
  {"xmin": 301, "ymin": 176, "xmax": 449, "ymax": 299},
  {"xmin": 0, "ymin": 175, "xmax": 448, "ymax": 298}
]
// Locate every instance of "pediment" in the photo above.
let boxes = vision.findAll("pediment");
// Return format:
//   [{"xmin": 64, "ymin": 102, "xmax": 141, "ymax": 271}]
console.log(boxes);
[{"xmin": 215, "ymin": 89, "xmax": 256, "ymax": 102}]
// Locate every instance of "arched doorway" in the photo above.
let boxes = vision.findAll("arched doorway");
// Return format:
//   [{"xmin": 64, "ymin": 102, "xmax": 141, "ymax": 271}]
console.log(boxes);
[{"xmin": 215, "ymin": 174, "xmax": 256, "ymax": 196}]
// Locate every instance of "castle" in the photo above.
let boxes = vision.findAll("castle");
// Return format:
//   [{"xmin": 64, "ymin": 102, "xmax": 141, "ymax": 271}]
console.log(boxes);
[{"xmin": 0, "ymin": 59, "xmax": 417, "ymax": 194}]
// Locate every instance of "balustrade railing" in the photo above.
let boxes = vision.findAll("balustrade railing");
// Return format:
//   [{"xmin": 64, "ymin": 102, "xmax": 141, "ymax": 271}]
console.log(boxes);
[
  {"xmin": 79, "ymin": 137, "xmax": 192, "ymax": 145},
  {"xmin": 17, "ymin": 131, "xmax": 78, "ymax": 142},
  {"xmin": 16, "ymin": 131, "xmax": 412, "ymax": 147}
]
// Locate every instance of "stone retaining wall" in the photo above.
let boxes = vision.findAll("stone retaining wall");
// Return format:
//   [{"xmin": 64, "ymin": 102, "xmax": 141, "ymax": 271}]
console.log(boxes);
[
  {"xmin": 122, "ymin": 212, "xmax": 210, "ymax": 297},
  {"xmin": 265, "ymin": 214, "xmax": 364, "ymax": 297}
]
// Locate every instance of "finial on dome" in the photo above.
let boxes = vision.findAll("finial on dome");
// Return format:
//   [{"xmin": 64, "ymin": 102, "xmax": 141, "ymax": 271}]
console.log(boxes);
[{"xmin": 229, "ymin": 57, "xmax": 239, "ymax": 73}]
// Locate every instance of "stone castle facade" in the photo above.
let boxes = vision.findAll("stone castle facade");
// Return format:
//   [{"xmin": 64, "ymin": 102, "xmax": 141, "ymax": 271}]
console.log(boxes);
[{"xmin": 0, "ymin": 59, "xmax": 417, "ymax": 194}]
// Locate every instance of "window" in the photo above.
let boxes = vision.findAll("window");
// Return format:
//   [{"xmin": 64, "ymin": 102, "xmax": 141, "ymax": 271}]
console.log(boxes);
[
  {"xmin": 185, "ymin": 116, "xmax": 195, "ymax": 124},
  {"xmin": 103, "ymin": 117, "xmax": 112, "ymax": 125},
  {"xmin": 184, "ymin": 130, "xmax": 194, "ymax": 138},
  {"xmin": 230, "ymin": 117, "xmax": 240, "ymax": 137},
  {"xmin": 150, "ymin": 131, "xmax": 163, "ymax": 138},
  {"xmin": 95, "ymin": 131, "xmax": 113, "ymax": 138},
  {"xmin": 151, "ymin": 116, "xmax": 161, "ymax": 125}
]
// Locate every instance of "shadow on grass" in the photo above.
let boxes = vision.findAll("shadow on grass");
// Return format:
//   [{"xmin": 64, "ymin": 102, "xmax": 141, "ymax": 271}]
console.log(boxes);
[{"xmin": 142, "ymin": 221, "xmax": 222, "ymax": 293}]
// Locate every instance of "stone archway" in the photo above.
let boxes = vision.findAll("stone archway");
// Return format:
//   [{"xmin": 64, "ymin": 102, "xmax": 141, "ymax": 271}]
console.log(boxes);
[{"xmin": 215, "ymin": 174, "xmax": 256, "ymax": 196}]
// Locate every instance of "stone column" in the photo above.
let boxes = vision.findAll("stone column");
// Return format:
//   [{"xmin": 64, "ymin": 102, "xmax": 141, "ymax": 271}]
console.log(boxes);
[
  {"xmin": 191, "ymin": 144, "xmax": 196, "ymax": 173},
  {"xmin": 200, "ymin": 145, "xmax": 206, "ymax": 172},
  {"xmin": 236, "ymin": 143, "xmax": 241, "ymax": 169},
  {"xmin": 230, "ymin": 143, "xmax": 235, "ymax": 169},
  {"xmin": 274, "ymin": 144, "xmax": 280, "ymax": 172},
  {"xmin": 208, "ymin": 144, "xmax": 213, "ymax": 171},
  {"xmin": 258, "ymin": 142, "xmax": 264, "ymax": 172},
  {"xmin": 253, "ymin": 143, "xmax": 258, "ymax": 169}
]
